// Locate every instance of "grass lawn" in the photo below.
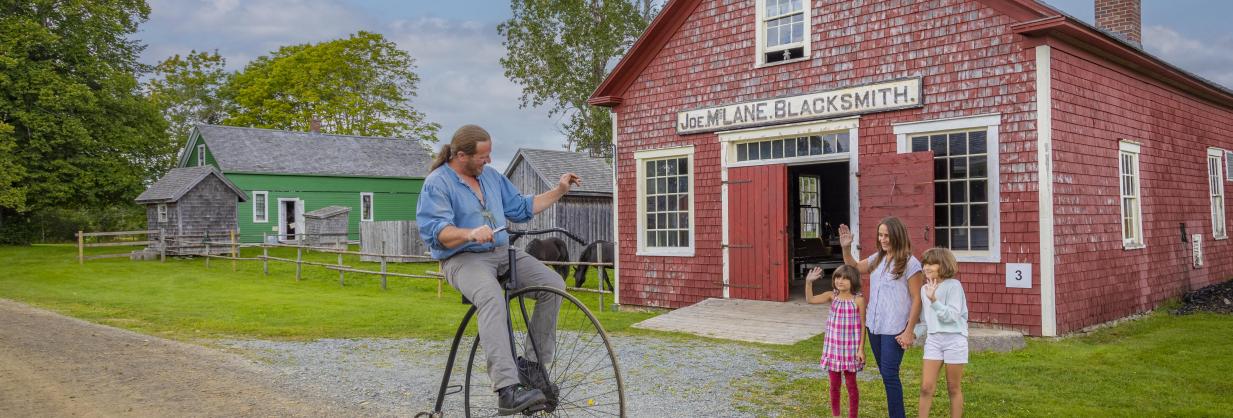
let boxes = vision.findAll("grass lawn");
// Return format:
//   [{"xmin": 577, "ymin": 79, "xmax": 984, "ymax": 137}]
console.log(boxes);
[
  {"xmin": 4, "ymin": 244, "xmax": 1233, "ymax": 416},
  {"xmin": 0, "ymin": 244, "xmax": 655, "ymax": 341},
  {"xmin": 741, "ymin": 307, "xmax": 1233, "ymax": 417}
]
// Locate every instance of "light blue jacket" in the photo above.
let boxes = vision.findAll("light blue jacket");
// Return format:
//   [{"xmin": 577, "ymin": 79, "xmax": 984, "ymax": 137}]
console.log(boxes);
[{"xmin": 915, "ymin": 278, "xmax": 969, "ymax": 337}]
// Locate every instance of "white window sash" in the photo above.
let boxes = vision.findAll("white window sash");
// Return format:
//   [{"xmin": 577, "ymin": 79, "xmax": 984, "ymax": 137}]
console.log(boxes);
[
  {"xmin": 893, "ymin": 114, "xmax": 1001, "ymax": 262},
  {"xmin": 1118, "ymin": 141, "xmax": 1144, "ymax": 248},
  {"xmin": 1208, "ymin": 148, "xmax": 1227, "ymax": 239},
  {"xmin": 253, "ymin": 191, "xmax": 268, "ymax": 223},
  {"xmin": 754, "ymin": 0, "xmax": 811, "ymax": 67},
  {"xmin": 197, "ymin": 144, "xmax": 205, "ymax": 166},
  {"xmin": 635, "ymin": 146, "xmax": 695, "ymax": 257},
  {"xmin": 157, "ymin": 204, "xmax": 168, "ymax": 222},
  {"xmin": 360, "ymin": 192, "xmax": 374, "ymax": 222}
]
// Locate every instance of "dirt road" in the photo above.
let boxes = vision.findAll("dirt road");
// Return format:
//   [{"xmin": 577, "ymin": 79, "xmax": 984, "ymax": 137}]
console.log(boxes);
[{"xmin": 0, "ymin": 299, "xmax": 366, "ymax": 417}]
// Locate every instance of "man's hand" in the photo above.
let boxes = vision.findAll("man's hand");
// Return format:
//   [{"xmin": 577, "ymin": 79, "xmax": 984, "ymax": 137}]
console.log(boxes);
[
  {"xmin": 467, "ymin": 225, "xmax": 495, "ymax": 243},
  {"xmin": 558, "ymin": 173, "xmax": 581, "ymax": 191}
]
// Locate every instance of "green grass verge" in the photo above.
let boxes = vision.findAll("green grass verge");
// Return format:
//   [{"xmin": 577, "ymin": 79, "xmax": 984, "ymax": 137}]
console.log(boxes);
[
  {"xmin": 0, "ymin": 244, "xmax": 654, "ymax": 341},
  {"xmin": 738, "ymin": 308, "xmax": 1233, "ymax": 417}
]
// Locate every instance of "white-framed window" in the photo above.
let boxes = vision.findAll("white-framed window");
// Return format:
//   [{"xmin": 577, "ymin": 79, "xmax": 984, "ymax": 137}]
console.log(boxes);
[
  {"xmin": 1208, "ymin": 148, "xmax": 1227, "ymax": 239},
  {"xmin": 1225, "ymin": 150, "xmax": 1233, "ymax": 181},
  {"xmin": 799, "ymin": 175, "xmax": 820, "ymax": 239},
  {"xmin": 157, "ymin": 204, "xmax": 168, "ymax": 222},
  {"xmin": 1119, "ymin": 141, "xmax": 1144, "ymax": 248},
  {"xmin": 894, "ymin": 114, "xmax": 1002, "ymax": 262},
  {"xmin": 722, "ymin": 118, "xmax": 859, "ymax": 167},
  {"xmin": 636, "ymin": 146, "xmax": 694, "ymax": 257},
  {"xmin": 360, "ymin": 192, "xmax": 374, "ymax": 222},
  {"xmin": 197, "ymin": 144, "xmax": 206, "ymax": 166},
  {"xmin": 755, "ymin": 0, "xmax": 811, "ymax": 67},
  {"xmin": 252, "ymin": 191, "xmax": 268, "ymax": 223}
]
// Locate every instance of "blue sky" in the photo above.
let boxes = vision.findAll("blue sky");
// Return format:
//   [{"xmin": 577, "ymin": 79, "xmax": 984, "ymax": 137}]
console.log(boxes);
[{"xmin": 133, "ymin": 0, "xmax": 1233, "ymax": 169}]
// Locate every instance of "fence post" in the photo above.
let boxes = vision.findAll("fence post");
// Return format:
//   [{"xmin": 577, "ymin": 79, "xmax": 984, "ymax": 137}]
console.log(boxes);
[
  {"xmin": 262, "ymin": 232, "xmax": 269, "ymax": 276},
  {"xmin": 338, "ymin": 252, "xmax": 345, "ymax": 287},
  {"xmin": 77, "ymin": 231, "xmax": 84, "ymax": 265},
  {"xmin": 159, "ymin": 228, "xmax": 166, "ymax": 262},
  {"xmin": 295, "ymin": 246, "xmax": 302, "ymax": 281},
  {"xmin": 380, "ymin": 242, "xmax": 388, "ymax": 290},
  {"xmin": 205, "ymin": 240, "xmax": 211, "ymax": 269},
  {"xmin": 598, "ymin": 249, "xmax": 605, "ymax": 312},
  {"xmin": 231, "ymin": 229, "xmax": 237, "ymax": 271}
]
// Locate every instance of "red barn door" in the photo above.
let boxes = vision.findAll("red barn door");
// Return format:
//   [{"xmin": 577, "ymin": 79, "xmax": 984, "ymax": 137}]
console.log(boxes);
[
  {"xmin": 727, "ymin": 164, "xmax": 789, "ymax": 301},
  {"xmin": 857, "ymin": 151, "xmax": 936, "ymax": 263}
]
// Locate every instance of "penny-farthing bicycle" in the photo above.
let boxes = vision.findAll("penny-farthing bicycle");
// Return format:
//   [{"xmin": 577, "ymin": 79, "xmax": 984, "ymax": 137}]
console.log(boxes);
[{"xmin": 419, "ymin": 228, "xmax": 625, "ymax": 417}]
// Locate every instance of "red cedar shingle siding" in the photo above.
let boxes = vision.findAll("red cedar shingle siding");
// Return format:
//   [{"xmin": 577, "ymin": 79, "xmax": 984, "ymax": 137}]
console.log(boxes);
[
  {"xmin": 614, "ymin": 0, "xmax": 1043, "ymax": 333},
  {"xmin": 1048, "ymin": 41, "xmax": 1233, "ymax": 334}
]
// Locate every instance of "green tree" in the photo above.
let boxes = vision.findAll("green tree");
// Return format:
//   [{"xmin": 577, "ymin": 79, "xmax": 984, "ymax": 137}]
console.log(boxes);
[
  {"xmin": 498, "ymin": 0, "xmax": 655, "ymax": 156},
  {"xmin": 223, "ymin": 31, "xmax": 439, "ymax": 141},
  {"xmin": 145, "ymin": 49, "xmax": 229, "ymax": 159},
  {"xmin": 0, "ymin": 0, "xmax": 171, "ymax": 243}
]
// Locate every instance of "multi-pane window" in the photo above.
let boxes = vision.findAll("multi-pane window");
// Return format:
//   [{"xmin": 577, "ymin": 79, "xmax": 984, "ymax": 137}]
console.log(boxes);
[
  {"xmin": 799, "ymin": 176, "xmax": 820, "ymax": 239},
  {"xmin": 253, "ymin": 191, "xmax": 268, "ymax": 223},
  {"xmin": 644, "ymin": 157, "xmax": 690, "ymax": 249},
  {"xmin": 157, "ymin": 204, "xmax": 168, "ymax": 222},
  {"xmin": 760, "ymin": 0, "xmax": 807, "ymax": 64},
  {"xmin": 736, "ymin": 133, "xmax": 849, "ymax": 162},
  {"xmin": 1226, "ymin": 151, "xmax": 1233, "ymax": 181},
  {"xmin": 197, "ymin": 144, "xmax": 206, "ymax": 166},
  {"xmin": 1208, "ymin": 149, "xmax": 1226, "ymax": 239},
  {"xmin": 911, "ymin": 130, "xmax": 991, "ymax": 251},
  {"xmin": 361, "ymin": 192, "xmax": 374, "ymax": 222},
  {"xmin": 1119, "ymin": 142, "xmax": 1143, "ymax": 247}
]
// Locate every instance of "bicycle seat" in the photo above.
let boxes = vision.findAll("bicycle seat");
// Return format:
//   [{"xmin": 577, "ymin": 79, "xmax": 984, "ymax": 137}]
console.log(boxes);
[{"xmin": 461, "ymin": 270, "xmax": 512, "ymax": 305}]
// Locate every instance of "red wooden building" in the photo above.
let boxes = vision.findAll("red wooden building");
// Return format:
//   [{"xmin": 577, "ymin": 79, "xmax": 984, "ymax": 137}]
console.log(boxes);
[{"xmin": 589, "ymin": 0, "xmax": 1233, "ymax": 336}]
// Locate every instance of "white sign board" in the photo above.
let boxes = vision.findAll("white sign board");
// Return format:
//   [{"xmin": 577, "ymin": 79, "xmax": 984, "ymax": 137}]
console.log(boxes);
[
  {"xmin": 675, "ymin": 78, "xmax": 923, "ymax": 134},
  {"xmin": 1193, "ymin": 234, "xmax": 1203, "ymax": 268},
  {"xmin": 1006, "ymin": 263, "xmax": 1032, "ymax": 289}
]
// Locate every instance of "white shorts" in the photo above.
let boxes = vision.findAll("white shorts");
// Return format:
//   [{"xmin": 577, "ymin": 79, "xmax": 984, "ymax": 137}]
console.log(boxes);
[{"xmin": 923, "ymin": 332, "xmax": 969, "ymax": 364}]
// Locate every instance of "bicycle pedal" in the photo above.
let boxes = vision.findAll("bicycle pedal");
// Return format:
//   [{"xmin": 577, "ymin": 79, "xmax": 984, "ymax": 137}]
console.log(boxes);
[{"xmin": 522, "ymin": 402, "xmax": 549, "ymax": 415}]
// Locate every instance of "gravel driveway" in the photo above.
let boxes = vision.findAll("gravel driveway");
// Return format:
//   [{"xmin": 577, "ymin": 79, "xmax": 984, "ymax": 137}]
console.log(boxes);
[{"xmin": 219, "ymin": 334, "xmax": 824, "ymax": 417}]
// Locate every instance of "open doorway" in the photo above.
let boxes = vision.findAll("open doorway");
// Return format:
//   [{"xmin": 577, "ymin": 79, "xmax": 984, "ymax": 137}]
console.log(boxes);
[
  {"xmin": 278, "ymin": 198, "xmax": 303, "ymax": 242},
  {"xmin": 788, "ymin": 162, "xmax": 850, "ymax": 301}
]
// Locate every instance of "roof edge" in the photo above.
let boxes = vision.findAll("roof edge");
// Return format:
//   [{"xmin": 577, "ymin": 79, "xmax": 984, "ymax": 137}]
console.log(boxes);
[
  {"xmin": 588, "ymin": 0, "xmax": 702, "ymax": 107},
  {"xmin": 1013, "ymin": 15, "xmax": 1233, "ymax": 109}
]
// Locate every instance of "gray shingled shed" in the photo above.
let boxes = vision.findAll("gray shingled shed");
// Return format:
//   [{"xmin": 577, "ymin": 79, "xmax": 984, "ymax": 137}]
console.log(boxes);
[
  {"xmin": 303, "ymin": 206, "xmax": 351, "ymax": 247},
  {"xmin": 503, "ymin": 148, "xmax": 614, "ymax": 258},
  {"xmin": 135, "ymin": 166, "xmax": 247, "ymax": 254}
]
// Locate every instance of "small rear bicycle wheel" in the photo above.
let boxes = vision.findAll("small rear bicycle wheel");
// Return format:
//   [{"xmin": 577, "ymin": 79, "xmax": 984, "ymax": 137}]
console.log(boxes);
[{"xmin": 464, "ymin": 286, "xmax": 624, "ymax": 417}]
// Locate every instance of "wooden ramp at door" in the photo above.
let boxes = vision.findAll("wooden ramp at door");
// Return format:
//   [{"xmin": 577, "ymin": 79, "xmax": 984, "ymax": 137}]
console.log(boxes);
[{"xmin": 632, "ymin": 298, "xmax": 829, "ymax": 345}]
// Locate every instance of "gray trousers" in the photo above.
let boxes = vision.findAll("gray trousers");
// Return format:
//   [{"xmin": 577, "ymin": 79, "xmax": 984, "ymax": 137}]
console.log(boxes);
[{"xmin": 441, "ymin": 246, "xmax": 565, "ymax": 390}]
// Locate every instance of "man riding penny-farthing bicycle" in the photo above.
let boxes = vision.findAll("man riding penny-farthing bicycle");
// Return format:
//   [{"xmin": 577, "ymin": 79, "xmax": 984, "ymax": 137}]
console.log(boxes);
[{"xmin": 416, "ymin": 125, "xmax": 621, "ymax": 416}]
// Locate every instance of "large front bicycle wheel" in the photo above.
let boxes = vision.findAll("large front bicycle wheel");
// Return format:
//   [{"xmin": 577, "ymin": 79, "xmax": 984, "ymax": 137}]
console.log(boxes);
[{"xmin": 464, "ymin": 286, "xmax": 625, "ymax": 417}]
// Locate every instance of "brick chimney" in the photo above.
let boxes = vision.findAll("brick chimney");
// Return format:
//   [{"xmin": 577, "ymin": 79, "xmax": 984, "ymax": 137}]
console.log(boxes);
[
  {"xmin": 309, "ymin": 118, "xmax": 321, "ymax": 134},
  {"xmin": 1095, "ymin": 0, "xmax": 1141, "ymax": 47}
]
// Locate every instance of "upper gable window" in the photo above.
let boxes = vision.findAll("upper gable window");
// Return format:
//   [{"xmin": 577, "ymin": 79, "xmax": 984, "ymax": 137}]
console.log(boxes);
[{"xmin": 756, "ymin": 0, "xmax": 811, "ymax": 66}]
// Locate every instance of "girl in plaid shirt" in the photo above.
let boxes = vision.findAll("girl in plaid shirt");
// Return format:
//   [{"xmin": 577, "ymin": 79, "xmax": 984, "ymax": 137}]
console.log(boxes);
[{"xmin": 806, "ymin": 264, "xmax": 866, "ymax": 418}]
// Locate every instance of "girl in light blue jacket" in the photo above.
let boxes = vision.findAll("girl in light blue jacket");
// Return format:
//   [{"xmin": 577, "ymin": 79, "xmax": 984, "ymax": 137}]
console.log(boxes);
[{"xmin": 915, "ymin": 247, "xmax": 968, "ymax": 418}]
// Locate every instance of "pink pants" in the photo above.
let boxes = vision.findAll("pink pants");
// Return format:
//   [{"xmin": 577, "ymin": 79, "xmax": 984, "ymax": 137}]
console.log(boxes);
[{"xmin": 828, "ymin": 370, "xmax": 859, "ymax": 418}]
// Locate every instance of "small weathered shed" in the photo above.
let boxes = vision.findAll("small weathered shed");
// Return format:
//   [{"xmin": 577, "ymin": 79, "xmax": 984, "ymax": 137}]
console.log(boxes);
[
  {"xmin": 304, "ymin": 206, "xmax": 351, "ymax": 247},
  {"xmin": 135, "ymin": 166, "xmax": 247, "ymax": 254},
  {"xmin": 504, "ymin": 148, "xmax": 614, "ymax": 258}
]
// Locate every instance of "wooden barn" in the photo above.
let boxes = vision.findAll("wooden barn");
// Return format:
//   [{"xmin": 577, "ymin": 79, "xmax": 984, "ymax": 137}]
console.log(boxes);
[
  {"xmin": 135, "ymin": 166, "xmax": 248, "ymax": 253},
  {"xmin": 589, "ymin": 0, "xmax": 1233, "ymax": 336},
  {"xmin": 177, "ymin": 124, "xmax": 433, "ymax": 243},
  {"xmin": 504, "ymin": 148, "xmax": 614, "ymax": 257}
]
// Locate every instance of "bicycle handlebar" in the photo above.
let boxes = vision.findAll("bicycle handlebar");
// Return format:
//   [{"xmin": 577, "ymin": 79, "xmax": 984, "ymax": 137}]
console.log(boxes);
[{"xmin": 504, "ymin": 227, "xmax": 588, "ymax": 245}]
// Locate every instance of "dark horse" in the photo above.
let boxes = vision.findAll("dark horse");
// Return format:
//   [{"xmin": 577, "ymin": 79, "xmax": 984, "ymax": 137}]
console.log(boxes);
[
  {"xmin": 574, "ymin": 241, "xmax": 614, "ymax": 290},
  {"xmin": 524, "ymin": 237, "xmax": 570, "ymax": 280}
]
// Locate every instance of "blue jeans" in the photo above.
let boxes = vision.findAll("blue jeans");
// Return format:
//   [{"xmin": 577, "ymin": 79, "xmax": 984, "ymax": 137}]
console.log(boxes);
[{"xmin": 868, "ymin": 330, "xmax": 906, "ymax": 418}]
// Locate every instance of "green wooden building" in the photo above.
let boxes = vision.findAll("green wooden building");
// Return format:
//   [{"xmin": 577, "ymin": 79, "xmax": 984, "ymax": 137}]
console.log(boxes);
[{"xmin": 177, "ymin": 124, "xmax": 433, "ymax": 243}]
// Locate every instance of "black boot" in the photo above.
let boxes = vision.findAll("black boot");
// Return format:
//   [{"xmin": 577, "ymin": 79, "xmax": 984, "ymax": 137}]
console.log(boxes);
[
  {"xmin": 517, "ymin": 356, "xmax": 559, "ymax": 411},
  {"xmin": 496, "ymin": 384, "xmax": 546, "ymax": 416}
]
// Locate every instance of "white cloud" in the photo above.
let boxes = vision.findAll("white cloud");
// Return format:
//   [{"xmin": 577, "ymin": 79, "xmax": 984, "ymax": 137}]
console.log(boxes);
[
  {"xmin": 135, "ymin": 0, "xmax": 567, "ymax": 170},
  {"xmin": 1144, "ymin": 25, "xmax": 1233, "ymax": 89},
  {"xmin": 383, "ymin": 17, "xmax": 566, "ymax": 170}
]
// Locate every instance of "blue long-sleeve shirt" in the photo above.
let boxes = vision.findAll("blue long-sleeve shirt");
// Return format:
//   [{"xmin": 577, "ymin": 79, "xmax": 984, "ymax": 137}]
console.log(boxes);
[{"xmin": 415, "ymin": 164, "xmax": 534, "ymax": 260}]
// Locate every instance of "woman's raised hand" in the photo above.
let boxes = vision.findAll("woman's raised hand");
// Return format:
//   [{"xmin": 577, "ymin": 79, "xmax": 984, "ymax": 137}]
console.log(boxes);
[{"xmin": 838, "ymin": 224, "xmax": 853, "ymax": 247}]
